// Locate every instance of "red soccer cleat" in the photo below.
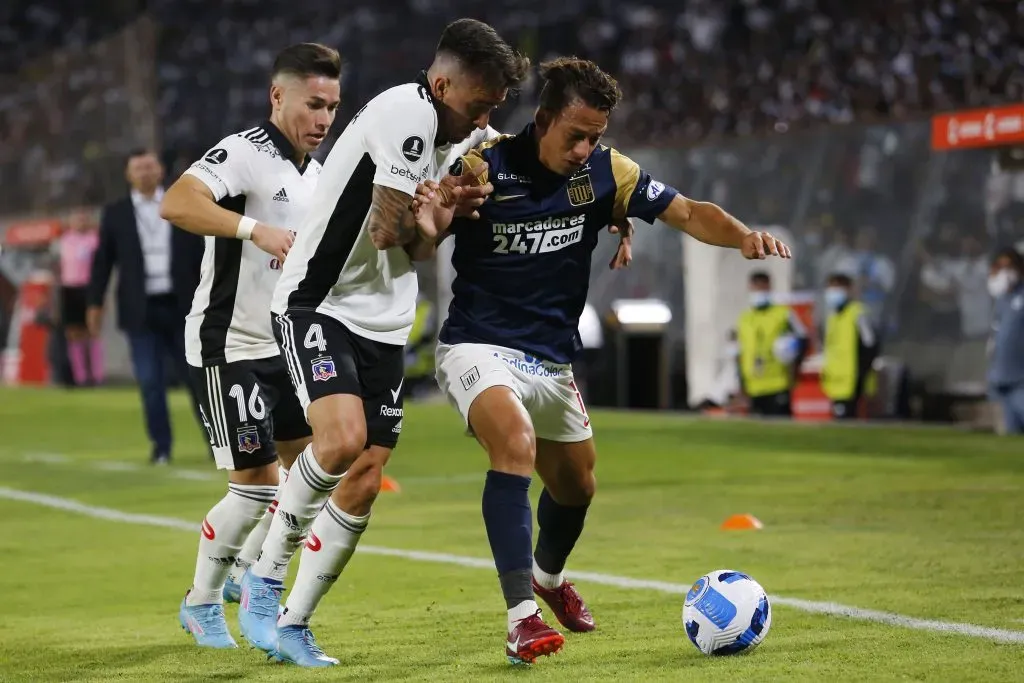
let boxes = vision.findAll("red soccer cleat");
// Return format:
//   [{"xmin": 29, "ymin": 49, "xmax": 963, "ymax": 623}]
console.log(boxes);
[
  {"xmin": 532, "ymin": 578, "xmax": 596, "ymax": 633},
  {"xmin": 505, "ymin": 609, "xmax": 565, "ymax": 664}
]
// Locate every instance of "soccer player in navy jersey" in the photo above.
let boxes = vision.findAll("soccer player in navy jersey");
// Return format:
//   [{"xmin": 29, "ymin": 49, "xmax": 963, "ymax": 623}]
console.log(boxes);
[{"xmin": 411, "ymin": 57, "xmax": 791, "ymax": 665}]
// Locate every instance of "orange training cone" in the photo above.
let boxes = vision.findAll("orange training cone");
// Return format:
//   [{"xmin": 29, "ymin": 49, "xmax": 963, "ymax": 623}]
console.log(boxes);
[
  {"xmin": 380, "ymin": 475, "xmax": 402, "ymax": 493},
  {"xmin": 720, "ymin": 513, "xmax": 763, "ymax": 530}
]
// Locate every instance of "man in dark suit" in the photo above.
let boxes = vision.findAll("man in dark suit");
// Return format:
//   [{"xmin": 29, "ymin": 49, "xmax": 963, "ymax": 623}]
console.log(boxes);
[{"xmin": 87, "ymin": 149, "xmax": 206, "ymax": 464}]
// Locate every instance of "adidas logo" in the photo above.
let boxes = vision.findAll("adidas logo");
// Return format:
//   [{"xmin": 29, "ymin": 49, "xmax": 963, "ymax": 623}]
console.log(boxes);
[{"xmin": 273, "ymin": 188, "xmax": 289, "ymax": 202}]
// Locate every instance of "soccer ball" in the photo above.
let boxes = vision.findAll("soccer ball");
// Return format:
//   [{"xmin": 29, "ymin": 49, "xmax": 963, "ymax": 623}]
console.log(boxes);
[{"xmin": 682, "ymin": 569, "xmax": 771, "ymax": 656}]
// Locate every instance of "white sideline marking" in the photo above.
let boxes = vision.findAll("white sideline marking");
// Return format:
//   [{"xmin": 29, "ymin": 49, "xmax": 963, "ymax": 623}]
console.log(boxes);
[
  {"xmin": 21, "ymin": 452, "xmax": 70, "ymax": 465},
  {"xmin": 1, "ymin": 486, "xmax": 1022, "ymax": 645},
  {"xmin": 16, "ymin": 453, "xmax": 468, "ymax": 487}
]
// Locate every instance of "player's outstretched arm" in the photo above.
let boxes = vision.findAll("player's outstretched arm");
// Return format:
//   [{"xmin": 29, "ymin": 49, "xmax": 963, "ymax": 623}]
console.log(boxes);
[
  {"xmin": 658, "ymin": 196, "xmax": 792, "ymax": 260},
  {"xmin": 160, "ymin": 175, "xmax": 293, "ymax": 260}
]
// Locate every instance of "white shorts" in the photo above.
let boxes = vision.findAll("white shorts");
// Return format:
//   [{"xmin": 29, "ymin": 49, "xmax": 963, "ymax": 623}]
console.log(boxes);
[{"xmin": 435, "ymin": 342, "xmax": 593, "ymax": 443}]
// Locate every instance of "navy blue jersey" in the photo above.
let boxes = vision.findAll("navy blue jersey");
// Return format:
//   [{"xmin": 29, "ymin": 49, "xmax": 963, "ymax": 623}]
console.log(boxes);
[{"xmin": 439, "ymin": 123, "xmax": 679, "ymax": 364}]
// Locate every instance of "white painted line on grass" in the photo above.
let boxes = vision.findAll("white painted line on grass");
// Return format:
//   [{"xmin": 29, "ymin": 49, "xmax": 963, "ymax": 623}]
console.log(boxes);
[
  {"xmin": 21, "ymin": 452, "xmax": 70, "ymax": 464},
  {"xmin": 393, "ymin": 473, "xmax": 481, "ymax": 486},
  {"xmin": 169, "ymin": 469, "xmax": 217, "ymax": 482},
  {"xmin": 16, "ymin": 453, "xmax": 466, "ymax": 487},
  {"xmin": 94, "ymin": 461, "xmax": 141, "ymax": 473},
  {"xmin": 1, "ymin": 485, "xmax": 1022, "ymax": 645}
]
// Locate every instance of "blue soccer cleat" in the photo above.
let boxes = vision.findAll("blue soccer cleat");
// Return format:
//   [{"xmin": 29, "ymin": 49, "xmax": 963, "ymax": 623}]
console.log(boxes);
[
  {"xmin": 272, "ymin": 626, "xmax": 339, "ymax": 667},
  {"xmin": 238, "ymin": 569, "xmax": 284, "ymax": 653},
  {"xmin": 223, "ymin": 576, "xmax": 242, "ymax": 604},
  {"xmin": 178, "ymin": 595, "xmax": 238, "ymax": 649}
]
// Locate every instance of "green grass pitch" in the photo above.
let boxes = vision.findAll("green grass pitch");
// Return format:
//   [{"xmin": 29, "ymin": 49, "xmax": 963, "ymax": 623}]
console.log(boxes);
[{"xmin": 1, "ymin": 386, "xmax": 1022, "ymax": 681}]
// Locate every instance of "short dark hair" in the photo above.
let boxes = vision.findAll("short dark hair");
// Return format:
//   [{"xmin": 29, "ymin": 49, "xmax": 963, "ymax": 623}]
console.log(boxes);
[
  {"xmin": 537, "ymin": 57, "xmax": 621, "ymax": 115},
  {"xmin": 272, "ymin": 43, "xmax": 341, "ymax": 81},
  {"xmin": 749, "ymin": 271, "xmax": 771, "ymax": 285},
  {"xmin": 126, "ymin": 148, "xmax": 158, "ymax": 165},
  {"xmin": 436, "ymin": 18, "xmax": 529, "ymax": 90},
  {"xmin": 828, "ymin": 272, "xmax": 854, "ymax": 288},
  {"xmin": 993, "ymin": 246, "xmax": 1024, "ymax": 272}
]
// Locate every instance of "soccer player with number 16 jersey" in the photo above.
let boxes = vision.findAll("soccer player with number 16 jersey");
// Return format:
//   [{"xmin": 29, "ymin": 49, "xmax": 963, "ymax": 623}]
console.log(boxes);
[{"xmin": 413, "ymin": 57, "xmax": 792, "ymax": 665}]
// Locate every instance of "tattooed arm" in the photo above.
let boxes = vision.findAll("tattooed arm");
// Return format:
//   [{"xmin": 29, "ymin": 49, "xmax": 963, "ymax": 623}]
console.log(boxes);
[{"xmin": 367, "ymin": 185, "xmax": 418, "ymax": 250}]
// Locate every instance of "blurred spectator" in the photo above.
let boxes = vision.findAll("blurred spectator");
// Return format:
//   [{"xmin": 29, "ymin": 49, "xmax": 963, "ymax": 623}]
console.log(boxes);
[
  {"xmin": 834, "ymin": 226, "xmax": 895, "ymax": 325},
  {"xmin": 58, "ymin": 208, "xmax": 102, "ymax": 386},
  {"xmin": 735, "ymin": 271, "xmax": 808, "ymax": 417},
  {"xmin": 821, "ymin": 272, "xmax": 879, "ymax": 419},
  {"xmin": 987, "ymin": 247, "xmax": 1024, "ymax": 434},
  {"xmin": 86, "ymin": 150, "xmax": 206, "ymax": 464}
]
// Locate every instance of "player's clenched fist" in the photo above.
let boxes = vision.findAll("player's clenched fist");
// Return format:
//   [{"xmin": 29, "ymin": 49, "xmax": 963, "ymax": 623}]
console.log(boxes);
[
  {"xmin": 410, "ymin": 161, "xmax": 494, "ymax": 238},
  {"xmin": 740, "ymin": 230, "xmax": 792, "ymax": 260},
  {"xmin": 251, "ymin": 223, "xmax": 294, "ymax": 262}
]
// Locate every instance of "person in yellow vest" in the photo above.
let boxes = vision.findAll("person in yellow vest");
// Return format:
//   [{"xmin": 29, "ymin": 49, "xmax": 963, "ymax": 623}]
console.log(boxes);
[
  {"xmin": 404, "ymin": 295, "xmax": 437, "ymax": 398},
  {"xmin": 736, "ymin": 271, "xmax": 808, "ymax": 416},
  {"xmin": 821, "ymin": 273, "xmax": 879, "ymax": 419}
]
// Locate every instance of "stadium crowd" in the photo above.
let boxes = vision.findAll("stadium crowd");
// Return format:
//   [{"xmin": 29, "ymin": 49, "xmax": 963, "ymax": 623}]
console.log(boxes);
[{"xmin": 3, "ymin": 0, "xmax": 1022, "ymax": 158}]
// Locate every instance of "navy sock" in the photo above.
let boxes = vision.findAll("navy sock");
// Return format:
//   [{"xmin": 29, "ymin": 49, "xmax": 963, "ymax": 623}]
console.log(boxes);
[
  {"xmin": 534, "ymin": 488, "xmax": 590, "ymax": 575},
  {"xmin": 482, "ymin": 470, "xmax": 534, "ymax": 608}
]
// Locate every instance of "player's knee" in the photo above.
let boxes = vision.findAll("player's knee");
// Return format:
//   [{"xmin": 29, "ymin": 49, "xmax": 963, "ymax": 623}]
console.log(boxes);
[
  {"xmin": 350, "ymin": 460, "xmax": 384, "ymax": 508},
  {"xmin": 313, "ymin": 423, "xmax": 366, "ymax": 475},
  {"xmin": 229, "ymin": 461, "xmax": 279, "ymax": 486},
  {"xmin": 549, "ymin": 467, "xmax": 595, "ymax": 506},
  {"xmin": 335, "ymin": 448, "xmax": 389, "ymax": 515},
  {"xmin": 575, "ymin": 470, "xmax": 596, "ymax": 504},
  {"xmin": 489, "ymin": 428, "xmax": 536, "ymax": 475}
]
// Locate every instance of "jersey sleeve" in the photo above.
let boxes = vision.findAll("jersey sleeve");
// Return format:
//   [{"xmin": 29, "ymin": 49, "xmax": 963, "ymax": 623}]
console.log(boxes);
[
  {"xmin": 183, "ymin": 134, "xmax": 257, "ymax": 201},
  {"xmin": 609, "ymin": 148, "xmax": 678, "ymax": 223},
  {"xmin": 366, "ymin": 94, "xmax": 437, "ymax": 196}
]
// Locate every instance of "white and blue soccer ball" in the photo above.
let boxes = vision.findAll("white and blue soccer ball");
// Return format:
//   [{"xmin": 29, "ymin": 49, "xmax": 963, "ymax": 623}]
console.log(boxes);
[{"xmin": 682, "ymin": 569, "xmax": 772, "ymax": 656}]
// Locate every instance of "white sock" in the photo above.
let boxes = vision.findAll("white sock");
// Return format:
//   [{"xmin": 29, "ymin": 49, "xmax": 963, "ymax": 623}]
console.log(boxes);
[
  {"xmin": 507, "ymin": 599, "xmax": 541, "ymax": 632},
  {"xmin": 187, "ymin": 483, "xmax": 277, "ymax": 605},
  {"xmin": 253, "ymin": 445, "xmax": 341, "ymax": 582},
  {"xmin": 227, "ymin": 502, "xmax": 275, "ymax": 584},
  {"xmin": 278, "ymin": 499, "xmax": 369, "ymax": 627},
  {"xmin": 532, "ymin": 559, "xmax": 564, "ymax": 590},
  {"xmin": 227, "ymin": 467, "xmax": 290, "ymax": 584}
]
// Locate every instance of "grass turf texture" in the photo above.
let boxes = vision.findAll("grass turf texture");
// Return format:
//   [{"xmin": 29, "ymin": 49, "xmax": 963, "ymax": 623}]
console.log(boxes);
[{"xmin": 1, "ymin": 386, "xmax": 1022, "ymax": 681}]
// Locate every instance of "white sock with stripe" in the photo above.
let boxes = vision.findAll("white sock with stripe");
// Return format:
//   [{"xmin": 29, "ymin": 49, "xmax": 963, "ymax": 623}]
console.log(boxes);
[
  {"xmin": 278, "ymin": 499, "xmax": 369, "ymax": 627},
  {"xmin": 187, "ymin": 483, "xmax": 277, "ymax": 606},
  {"xmin": 227, "ymin": 466, "xmax": 289, "ymax": 585},
  {"xmin": 253, "ymin": 445, "xmax": 341, "ymax": 582}
]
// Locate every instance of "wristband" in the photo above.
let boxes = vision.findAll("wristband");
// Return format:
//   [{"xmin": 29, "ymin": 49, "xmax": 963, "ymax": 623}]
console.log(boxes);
[{"xmin": 236, "ymin": 216, "xmax": 257, "ymax": 240}]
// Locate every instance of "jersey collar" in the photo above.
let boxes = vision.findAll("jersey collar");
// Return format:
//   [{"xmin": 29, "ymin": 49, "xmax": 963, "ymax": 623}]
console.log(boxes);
[{"xmin": 262, "ymin": 119, "xmax": 311, "ymax": 174}]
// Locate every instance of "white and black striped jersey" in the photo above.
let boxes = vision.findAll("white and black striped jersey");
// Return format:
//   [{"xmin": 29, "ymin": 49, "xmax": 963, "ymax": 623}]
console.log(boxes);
[
  {"xmin": 184, "ymin": 121, "xmax": 322, "ymax": 366},
  {"xmin": 271, "ymin": 74, "xmax": 499, "ymax": 346}
]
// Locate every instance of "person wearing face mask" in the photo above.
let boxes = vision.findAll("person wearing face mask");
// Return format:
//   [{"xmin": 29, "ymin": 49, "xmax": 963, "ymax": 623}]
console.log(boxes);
[
  {"xmin": 986, "ymin": 247, "xmax": 1024, "ymax": 434},
  {"xmin": 821, "ymin": 272, "xmax": 879, "ymax": 419},
  {"xmin": 736, "ymin": 271, "xmax": 808, "ymax": 416}
]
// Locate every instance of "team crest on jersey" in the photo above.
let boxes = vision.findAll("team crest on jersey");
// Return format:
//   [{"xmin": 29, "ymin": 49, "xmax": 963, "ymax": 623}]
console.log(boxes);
[
  {"xmin": 311, "ymin": 356, "xmax": 337, "ymax": 382},
  {"xmin": 567, "ymin": 173, "xmax": 595, "ymax": 207},
  {"xmin": 236, "ymin": 426, "xmax": 261, "ymax": 454}
]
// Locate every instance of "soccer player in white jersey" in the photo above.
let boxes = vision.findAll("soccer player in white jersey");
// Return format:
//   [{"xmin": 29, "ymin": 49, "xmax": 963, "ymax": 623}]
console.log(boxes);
[
  {"xmin": 158, "ymin": 43, "xmax": 341, "ymax": 650},
  {"xmin": 234, "ymin": 19, "xmax": 528, "ymax": 667}
]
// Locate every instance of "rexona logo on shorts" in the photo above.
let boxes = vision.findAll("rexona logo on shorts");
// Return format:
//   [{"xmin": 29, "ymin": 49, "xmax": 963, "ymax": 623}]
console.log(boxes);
[{"xmin": 379, "ymin": 405, "xmax": 404, "ymax": 418}]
